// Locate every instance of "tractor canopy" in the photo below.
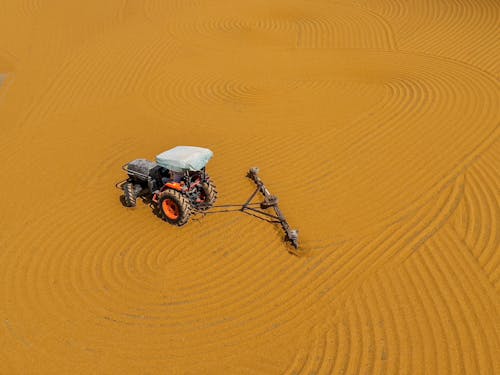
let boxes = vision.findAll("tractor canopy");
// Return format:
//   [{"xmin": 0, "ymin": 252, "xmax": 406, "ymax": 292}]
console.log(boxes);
[{"xmin": 156, "ymin": 146, "xmax": 213, "ymax": 172}]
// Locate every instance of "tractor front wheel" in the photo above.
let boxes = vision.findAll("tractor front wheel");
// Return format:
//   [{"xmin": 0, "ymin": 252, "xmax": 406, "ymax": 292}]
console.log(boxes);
[{"xmin": 158, "ymin": 189, "xmax": 192, "ymax": 226}]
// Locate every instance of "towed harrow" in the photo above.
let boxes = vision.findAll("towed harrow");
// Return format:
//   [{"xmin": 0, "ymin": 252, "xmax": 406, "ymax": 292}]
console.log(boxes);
[{"xmin": 207, "ymin": 167, "xmax": 299, "ymax": 249}]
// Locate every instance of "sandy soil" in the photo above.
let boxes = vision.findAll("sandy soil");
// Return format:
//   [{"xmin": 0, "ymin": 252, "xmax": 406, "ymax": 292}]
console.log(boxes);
[{"xmin": 0, "ymin": 1, "xmax": 498, "ymax": 374}]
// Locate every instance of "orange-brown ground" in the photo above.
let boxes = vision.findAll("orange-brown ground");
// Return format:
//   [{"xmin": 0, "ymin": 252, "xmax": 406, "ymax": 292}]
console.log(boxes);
[{"xmin": 0, "ymin": 1, "xmax": 498, "ymax": 374}]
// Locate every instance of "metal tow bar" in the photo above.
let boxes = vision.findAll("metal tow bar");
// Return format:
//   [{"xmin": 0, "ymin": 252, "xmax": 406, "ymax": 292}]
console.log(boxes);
[{"xmin": 244, "ymin": 167, "xmax": 299, "ymax": 248}]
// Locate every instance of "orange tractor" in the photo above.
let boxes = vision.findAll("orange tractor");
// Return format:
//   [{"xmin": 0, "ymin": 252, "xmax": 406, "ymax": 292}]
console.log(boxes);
[{"xmin": 119, "ymin": 146, "xmax": 217, "ymax": 226}]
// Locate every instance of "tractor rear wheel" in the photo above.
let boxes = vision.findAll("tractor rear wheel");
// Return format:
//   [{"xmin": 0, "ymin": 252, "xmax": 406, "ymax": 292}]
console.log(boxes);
[
  {"xmin": 158, "ymin": 189, "xmax": 192, "ymax": 226},
  {"xmin": 195, "ymin": 180, "xmax": 218, "ymax": 211},
  {"xmin": 123, "ymin": 182, "xmax": 137, "ymax": 207}
]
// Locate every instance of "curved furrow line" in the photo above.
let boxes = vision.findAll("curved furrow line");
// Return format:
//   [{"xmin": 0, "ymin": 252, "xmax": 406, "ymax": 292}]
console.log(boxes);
[
  {"xmin": 292, "ymin": 2, "xmax": 396, "ymax": 50},
  {"xmin": 381, "ymin": 172, "xmax": 464, "ymax": 265},
  {"xmin": 347, "ymin": 293, "xmax": 370, "ymax": 374},
  {"xmin": 155, "ymin": 213, "xmax": 289, "ymax": 276},
  {"xmin": 158, "ymin": 257, "xmax": 332, "ymax": 335},
  {"xmin": 1, "ymin": 228, "xmax": 95, "ymax": 360},
  {"xmin": 300, "ymin": 62, "xmax": 496, "ymax": 232},
  {"xmin": 464, "ymin": 164, "xmax": 495, "ymax": 265},
  {"xmin": 19, "ymin": 0, "xmax": 42, "ymax": 16},
  {"xmin": 168, "ymin": 251, "xmax": 372, "ymax": 342},
  {"xmin": 335, "ymin": 65, "xmax": 483, "ymax": 182},
  {"xmin": 370, "ymin": 272, "xmax": 401, "ymax": 374},
  {"xmin": 92, "ymin": 247, "xmax": 316, "ymax": 350},
  {"xmin": 150, "ymin": 244, "xmax": 290, "ymax": 315},
  {"xmin": 479, "ymin": 150, "xmax": 500, "ymax": 286},
  {"xmin": 94, "ymin": 223, "xmax": 258, "ymax": 312},
  {"xmin": 238, "ymin": 81, "xmax": 397, "ymax": 194},
  {"xmin": 335, "ymin": 299, "xmax": 363, "ymax": 375},
  {"xmin": 21, "ymin": 30, "xmax": 180, "ymax": 125},
  {"xmin": 413, "ymin": 248, "xmax": 466, "ymax": 374},
  {"xmin": 32, "ymin": 215, "xmax": 161, "ymax": 323},
  {"xmin": 270, "ymin": 80, "xmax": 427, "ymax": 200},
  {"xmin": 364, "ymin": 173, "xmax": 459, "ymax": 282},
  {"xmin": 73, "ymin": 143, "xmax": 140, "ymax": 194},
  {"xmin": 32, "ymin": 204, "xmax": 320, "ymax": 342},
  {"xmin": 393, "ymin": 267, "xmax": 430, "ymax": 373},
  {"xmin": 143, "ymin": 0, "xmax": 202, "ymax": 21},
  {"xmin": 353, "ymin": 241, "xmax": 474, "ymax": 374},
  {"xmin": 356, "ymin": 287, "xmax": 377, "ymax": 375},
  {"xmin": 408, "ymin": 251, "xmax": 454, "ymax": 373},
  {"xmin": 445, "ymin": 225, "xmax": 500, "ymax": 324},
  {"xmin": 467, "ymin": 162, "xmax": 498, "ymax": 266},
  {"xmin": 469, "ymin": 155, "xmax": 499, "ymax": 275},
  {"xmin": 286, "ymin": 51, "xmax": 496, "ymax": 194},
  {"xmin": 405, "ymin": 0, "xmax": 471, "ymax": 51},
  {"xmin": 145, "ymin": 73, "xmax": 273, "ymax": 122},
  {"xmin": 165, "ymin": 15, "xmax": 293, "ymax": 49},
  {"xmin": 349, "ymin": 1, "xmax": 398, "ymax": 50},
  {"xmin": 193, "ymin": 77, "xmax": 268, "ymax": 106},
  {"xmin": 164, "ymin": 2, "xmax": 396, "ymax": 50},
  {"xmin": 382, "ymin": 269, "xmax": 415, "ymax": 374},
  {"xmin": 299, "ymin": 199, "xmax": 441, "ymax": 317},
  {"xmin": 362, "ymin": 277, "xmax": 389, "ymax": 375},
  {"xmin": 104, "ymin": 36, "xmax": 181, "ymax": 99},
  {"xmin": 330, "ymin": 315, "xmax": 352, "ymax": 375},
  {"xmin": 260, "ymin": 16, "xmax": 302, "ymax": 34},
  {"xmin": 432, "ymin": 231, "xmax": 497, "ymax": 374},
  {"xmin": 398, "ymin": 264, "xmax": 441, "ymax": 373},
  {"xmin": 463, "ymin": 169, "xmax": 483, "ymax": 251},
  {"xmin": 297, "ymin": 327, "xmax": 329, "ymax": 375},
  {"xmin": 493, "ymin": 273, "xmax": 500, "ymax": 293},
  {"xmin": 315, "ymin": 174, "xmax": 462, "ymax": 308},
  {"xmin": 84, "ymin": 36, "xmax": 178, "ymax": 107},
  {"xmin": 420, "ymin": 239, "xmax": 482, "ymax": 374},
  {"xmin": 364, "ymin": 0, "xmax": 498, "ymax": 74},
  {"xmin": 5, "ymin": 214, "xmax": 286, "ymax": 352},
  {"xmin": 283, "ymin": 333, "xmax": 315, "ymax": 375},
  {"xmin": 327, "ymin": 324, "xmax": 341, "ymax": 375},
  {"xmin": 442, "ymin": 224, "xmax": 500, "ymax": 326},
  {"xmin": 450, "ymin": 173, "xmax": 471, "ymax": 243},
  {"xmin": 316, "ymin": 328, "xmax": 336, "ymax": 375},
  {"xmin": 288, "ymin": 79, "xmax": 381, "ymax": 94},
  {"xmin": 200, "ymin": 17, "xmax": 252, "ymax": 34},
  {"xmin": 6, "ymin": 202, "xmax": 194, "ymax": 328},
  {"xmin": 408, "ymin": 1, "xmax": 497, "ymax": 72},
  {"xmin": 356, "ymin": 0, "xmax": 409, "ymax": 23},
  {"xmin": 13, "ymin": 7, "xmax": 135, "ymax": 125}
]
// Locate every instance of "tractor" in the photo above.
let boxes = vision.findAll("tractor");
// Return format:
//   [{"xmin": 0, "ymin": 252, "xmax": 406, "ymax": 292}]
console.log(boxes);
[{"xmin": 120, "ymin": 146, "xmax": 217, "ymax": 226}]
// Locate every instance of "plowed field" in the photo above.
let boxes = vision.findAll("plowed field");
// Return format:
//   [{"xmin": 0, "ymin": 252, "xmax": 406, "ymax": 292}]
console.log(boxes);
[{"xmin": 0, "ymin": 1, "xmax": 498, "ymax": 374}]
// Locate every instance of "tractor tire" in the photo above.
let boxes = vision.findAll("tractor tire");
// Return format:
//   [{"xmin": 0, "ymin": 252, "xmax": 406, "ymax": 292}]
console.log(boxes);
[
  {"xmin": 195, "ymin": 180, "xmax": 218, "ymax": 211},
  {"xmin": 158, "ymin": 189, "xmax": 192, "ymax": 226},
  {"xmin": 123, "ymin": 182, "xmax": 137, "ymax": 207}
]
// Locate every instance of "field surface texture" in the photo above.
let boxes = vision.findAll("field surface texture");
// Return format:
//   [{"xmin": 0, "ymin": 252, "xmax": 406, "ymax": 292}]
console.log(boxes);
[{"xmin": 0, "ymin": 1, "xmax": 498, "ymax": 374}]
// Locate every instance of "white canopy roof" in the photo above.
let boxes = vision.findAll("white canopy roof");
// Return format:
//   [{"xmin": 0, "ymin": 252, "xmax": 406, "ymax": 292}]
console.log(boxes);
[{"xmin": 156, "ymin": 146, "xmax": 213, "ymax": 172}]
